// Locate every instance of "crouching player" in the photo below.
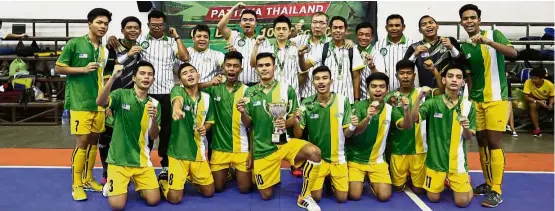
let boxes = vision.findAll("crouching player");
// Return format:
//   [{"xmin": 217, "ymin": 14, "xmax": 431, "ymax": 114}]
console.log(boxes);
[
  {"xmin": 97, "ymin": 61, "xmax": 161, "ymax": 210},
  {"xmin": 412, "ymin": 64, "xmax": 475, "ymax": 207}
]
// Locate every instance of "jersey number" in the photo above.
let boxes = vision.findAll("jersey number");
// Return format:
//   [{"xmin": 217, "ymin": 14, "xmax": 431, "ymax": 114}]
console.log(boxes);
[
  {"xmin": 169, "ymin": 173, "xmax": 174, "ymax": 186},
  {"xmin": 108, "ymin": 179, "xmax": 114, "ymax": 192},
  {"xmin": 75, "ymin": 120, "xmax": 80, "ymax": 132},
  {"xmin": 255, "ymin": 174, "xmax": 264, "ymax": 186},
  {"xmin": 425, "ymin": 175, "xmax": 432, "ymax": 188}
]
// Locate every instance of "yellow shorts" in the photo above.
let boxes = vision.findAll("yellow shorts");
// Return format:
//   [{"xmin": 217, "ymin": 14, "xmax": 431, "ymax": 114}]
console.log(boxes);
[
  {"xmin": 210, "ymin": 150, "xmax": 250, "ymax": 172},
  {"xmin": 390, "ymin": 154, "xmax": 427, "ymax": 188},
  {"xmin": 168, "ymin": 156, "xmax": 214, "ymax": 190},
  {"xmin": 473, "ymin": 101, "xmax": 509, "ymax": 131},
  {"xmin": 424, "ymin": 167, "xmax": 471, "ymax": 193},
  {"xmin": 70, "ymin": 110, "xmax": 105, "ymax": 135},
  {"xmin": 348, "ymin": 162, "xmax": 391, "ymax": 184},
  {"xmin": 313, "ymin": 161, "xmax": 348, "ymax": 192},
  {"xmin": 253, "ymin": 138, "xmax": 308, "ymax": 189},
  {"xmin": 106, "ymin": 164, "xmax": 159, "ymax": 197}
]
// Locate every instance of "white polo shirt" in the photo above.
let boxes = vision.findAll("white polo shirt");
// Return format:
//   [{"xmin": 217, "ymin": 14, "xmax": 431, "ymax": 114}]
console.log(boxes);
[
  {"xmin": 185, "ymin": 47, "xmax": 224, "ymax": 83},
  {"xmin": 290, "ymin": 33, "xmax": 331, "ymax": 98},
  {"xmin": 229, "ymin": 30, "xmax": 258, "ymax": 84},
  {"xmin": 372, "ymin": 35, "xmax": 418, "ymax": 91},
  {"xmin": 137, "ymin": 33, "xmax": 179, "ymax": 95}
]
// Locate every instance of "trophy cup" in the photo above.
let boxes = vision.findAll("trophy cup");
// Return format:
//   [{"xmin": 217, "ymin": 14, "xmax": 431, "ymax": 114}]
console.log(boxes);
[{"xmin": 263, "ymin": 99, "xmax": 293, "ymax": 143}]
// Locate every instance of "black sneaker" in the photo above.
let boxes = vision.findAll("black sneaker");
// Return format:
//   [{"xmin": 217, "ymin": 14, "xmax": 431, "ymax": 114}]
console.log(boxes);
[
  {"xmin": 473, "ymin": 183, "xmax": 491, "ymax": 195},
  {"xmin": 481, "ymin": 191, "xmax": 503, "ymax": 208}
]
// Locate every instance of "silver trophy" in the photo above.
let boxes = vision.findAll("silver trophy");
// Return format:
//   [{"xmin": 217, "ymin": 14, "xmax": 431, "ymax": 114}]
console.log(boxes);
[{"xmin": 263, "ymin": 99, "xmax": 293, "ymax": 143}]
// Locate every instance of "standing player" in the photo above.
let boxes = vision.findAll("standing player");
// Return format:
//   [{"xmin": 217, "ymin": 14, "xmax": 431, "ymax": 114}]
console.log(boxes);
[
  {"xmin": 299, "ymin": 16, "xmax": 365, "ymax": 104},
  {"xmin": 203, "ymin": 51, "xmax": 252, "ymax": 193},
  {"xmin": 237, "ymin": 52, "xmax": 322, "ymax": 211},
  {"xmin": 384, "ymin": 59, "xmax": 440, "ymax": 193},
  {"xmin": 96, "ymin": 61, "xmax": 161, "ymax": 210},
  {"xmin": 55, "ymin": 8, "xmax": 112, "ymax": 200},
  {"xmin": 99, "ymin": 16, "xmax": 143, "ymax": 184},
  {"xmin": 293, "ymin": 66, "xmax": 358, "ymax": 203},
  {"xmin": 187, "ymin": 24, "xmax": 225, "ymax": 83},
  {"xmin": 355, "ymin": 21, "xmax": 386, "ymax": 100},
  {"xmin": 217, "ymin": 2, "xmax": 259, "ymax": 85},
  {"xmin": 346, "ymin": 72, "xmax": 413, "ymax": 201},
  {"xmin": 159, "ymin": 63, "xmax": 216, "ymax": 204},
  {"xmin": 412, "ymin": 64, "xmax": 475, "ymax": 208},
  {"xmin": 459, "ymin": 4, "xmax": 517, "ymax": 207},
  {"xmin": 251, "ymin": 15, "xmax": 301, "ymax": 102}
]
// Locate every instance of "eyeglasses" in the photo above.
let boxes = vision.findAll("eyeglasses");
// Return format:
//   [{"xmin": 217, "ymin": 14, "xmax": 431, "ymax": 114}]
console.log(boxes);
[
  {"xmin": 149, "ymin": 23, "xmax": 165, "ymax": 28},
  {"xmin": 312, "ymin": 21, "xmax": 327, "ymax": 26}
]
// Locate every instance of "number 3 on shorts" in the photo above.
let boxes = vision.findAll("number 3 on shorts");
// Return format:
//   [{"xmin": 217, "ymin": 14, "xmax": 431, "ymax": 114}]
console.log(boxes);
[
  {"xmin": 108, "ymin": 179, "xmax": 114, "ymax": 192},
  {"xmin": 255, "ymin": 174, "xmax": 264, "ymax": 185}
]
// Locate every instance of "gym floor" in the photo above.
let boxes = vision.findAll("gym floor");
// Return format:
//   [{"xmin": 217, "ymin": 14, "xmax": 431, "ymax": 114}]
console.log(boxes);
[{"xmin": 0, "ymin": 126, "xmax": 553, "ymax": 211}]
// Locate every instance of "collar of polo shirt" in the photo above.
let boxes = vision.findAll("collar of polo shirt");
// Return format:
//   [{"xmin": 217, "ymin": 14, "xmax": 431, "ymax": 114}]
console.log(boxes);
[
  {"xmin": 84, "ymin": 34, "xmax": 102, "ymax": 45},
  {"xmin": 146, "ymin": 32, "xmax": 169, "ymax": 41},
  {"xmin": 386, "ymin": 35, "xmax": 407, "ymax": 45}
]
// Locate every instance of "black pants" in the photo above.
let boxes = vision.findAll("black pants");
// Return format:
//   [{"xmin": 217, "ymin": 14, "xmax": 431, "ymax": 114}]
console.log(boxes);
[{"xmin": 149, "ymin": 94, "xmax": 172, "ymax": 168}]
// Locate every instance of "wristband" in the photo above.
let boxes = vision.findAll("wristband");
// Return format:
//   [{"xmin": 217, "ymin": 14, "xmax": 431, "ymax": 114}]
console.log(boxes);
[
  {"xmin": 449, "ymin": 47, "xmax": 460, "ymax": 57},
  {"xmin": 348, "ymin": 124, "xmax": 356, "ymax": 131}
]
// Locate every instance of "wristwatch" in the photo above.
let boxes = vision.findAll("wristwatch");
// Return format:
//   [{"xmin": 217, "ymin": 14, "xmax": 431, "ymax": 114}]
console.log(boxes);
[{"xmin": 174, "ymin": 36, "xmax": 180, "ymax": 41}]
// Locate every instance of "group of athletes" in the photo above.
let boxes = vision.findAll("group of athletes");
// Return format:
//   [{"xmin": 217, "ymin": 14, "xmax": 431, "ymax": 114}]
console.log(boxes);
[{"xmin": 55, "ymin": 2, "xmax": 516, "ymax": 211}]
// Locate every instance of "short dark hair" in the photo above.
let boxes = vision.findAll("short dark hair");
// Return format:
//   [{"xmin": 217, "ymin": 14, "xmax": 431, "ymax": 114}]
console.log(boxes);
[
  {"xmin": 418, "ymin": 15, "xmax": 437, "ymax": 27},
  {"xmin": 224, "ymin": 51, "xmax": 243, "ymax": 64},
  {"xmin": 148, "ymin": 10, "xmax": 166, "ymax": 22},
  {"xmin": 177, "ymin": 62, "xmax": 196, "ymax": 76},
  {"xmin": 273, "ymin": 15, "xmax": 291, "ymax": 29},
  {"xmin": 312, "ymin": 12, "xmax": 329, "ymax": 23},
  {"xmin": 396, "ymin": 59, "xmax": 415, "ymax": 73},
  {"xmin": 530, "ymin": 67, "xmax": 548, "ymax": 78},
  {"xmin": 386, "ymin": 14, "xmax": 404, "ymax": 26},
  {"xmin": 193, "ymin": 24, "xmax": 211, "ymax": 37},
  {"xmin": 366, "ymin": 72, "xmax": 390, "ymax": 90},
  {"xmin": 121, "ymin": 16, "xmax": 142, "ymax": 30},
  {"xmin": 87, "ymin": 8, "xmax": 112, "ymax": 23},
  {"xmin": 241, "ymin": 9, "xmax": 257, "ymax": 20},
  {"xmin": 312, "ymin": 66, "xmax": 332, "ymax": 78},
  {"xmin": 355, "ymin": 22, "xmax": 374, "ymax": 34},
  {"xmin": 134, "ymin": 61, "xmax": 155, "ymax": 76},
  {"xmin": 330, "ymin": 16, "xmax": 348, "ymax": 28},
  {"xmin": 459, "ymin": 4, "xmax": 482, "ymax": 19},
  {"xmin": 255, "ymin": 52, "xmax": 275, "ymax": 65},
  {"xmin": 441, "ymin": 63, "xmax": 466, "ymax": 78}
]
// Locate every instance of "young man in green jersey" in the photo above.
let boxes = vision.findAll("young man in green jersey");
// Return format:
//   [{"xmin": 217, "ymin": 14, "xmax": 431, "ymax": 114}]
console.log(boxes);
[
  {"xmin": 202, "ymin": 51, "xmax": 253, "ymax": 193},
  {"xmin": 412, "ymin": 64, "xmax": 475, "ymax": 208},
  {"xmin": 347, "ymin": 72, "xmax": 413, "ymax": 202},
  {"xmin": 160, "ymin": 63, "xmax": 216, "ymax": 204},
  {"xmin": 55, "ymin": 8, "xmax": 112, "ymax": 201},
  {"xmin": 96, "ymin": 61, "xmax": 161, "ymax": 210},
  {"xmin": 236, "ymin": 52, "xmax": 322, "ymax": 211},
  {"xmin": 384, "ymin": 59, "xmax": 440, "ymax": 193},
  {"xmin": 459, "ymin": 4, "xmax": 518, "ymax": 207},
  {"xmin": 293, "ymin": 66, "xmax": 359, "ymax": 203}
]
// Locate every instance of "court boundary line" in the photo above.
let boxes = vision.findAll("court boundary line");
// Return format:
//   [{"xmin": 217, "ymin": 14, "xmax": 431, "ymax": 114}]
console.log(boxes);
[
  {"xmin": 0, "ymin": 166, "xmax": 553, "ymax": 174},
  {"xmin": 404, "ymin": 188, "xmax": 433, "ymax": 211}
]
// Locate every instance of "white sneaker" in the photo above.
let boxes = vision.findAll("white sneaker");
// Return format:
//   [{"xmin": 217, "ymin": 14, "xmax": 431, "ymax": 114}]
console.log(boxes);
[
  {"xmin": 512, "ymin": 131, "xmax": 518, "ymax": 137},
  {"xmin": 102, "ymin": 182, "xmax": 109, "ymax": 198},
  {"xmin": 297, "ymin": 195, "xmax": 321, "ymax": 211},
  {"xmin": 159, "ymin": 167, "xmax": 168, "ymax": 175}
]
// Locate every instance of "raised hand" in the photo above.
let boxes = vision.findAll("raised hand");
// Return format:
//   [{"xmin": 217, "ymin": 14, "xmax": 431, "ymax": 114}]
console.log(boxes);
[
  {"xmin": 298, "ymin": 45, "xmax": 309, "ymax": 56},
  {"xmin": 147, "ymin": 102, "xmax": 157, "ymax": 118},
  {"xmin": 255, "ymin": 35, "xmax": 266, "ymax": 45},
  {"xmin": 350, "ymin": 109, "xmax": 359, "ymax": 126},
  {"xmin": 440, "ymin": 37, "xmax": 453, "ymax": 49}
]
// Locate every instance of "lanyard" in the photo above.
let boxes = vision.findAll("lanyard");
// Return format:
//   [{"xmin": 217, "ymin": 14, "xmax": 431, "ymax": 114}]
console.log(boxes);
[
  {"xmin": 271, "ymin": 39, "xmax": 290, "ymax": 74},
  {"xmin": 444, "ymin": 93, "xmax": 462, "ymax": 115},
  {"xmin": 329, "ymin": 42, "xmax": 345, "ymax": 77}
]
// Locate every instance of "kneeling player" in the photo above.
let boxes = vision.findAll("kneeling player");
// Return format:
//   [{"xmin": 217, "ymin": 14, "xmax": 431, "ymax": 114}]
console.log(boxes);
[
  {"xmin": 412, "ymin": 65, "xmax": 475, "ymax": 207},
  {"xmin": 238, "ymin": 53, "xmax": 322, "ymax": 211},
  {"xmin": 203, "ymin": 52, "xmax": 253, "ymax": 193},
  {"xmin": 159, "ymin": 63, "xmax": 216, "ymax": 204},
  {"xmin": 97, "ymin": 61, "xmax": 161, "ymax": 210},
  {"xmin": 346, "ymin": 72, "xmax": 413, "ymax": 202},
  {"xmin": 293, "ymin": 66, "xmax": 357, "ymax": 203}
]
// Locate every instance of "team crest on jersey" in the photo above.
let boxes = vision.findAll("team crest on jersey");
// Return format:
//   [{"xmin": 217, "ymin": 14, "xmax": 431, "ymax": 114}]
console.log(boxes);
[
  {"xmin": 334, "ymin": 112, "xmax": 344, "ymax": 118},
  {"xmin": 122, "ymin": 104, "xmax": 130, "ymax": 110},
  {"xmin": 466, "ymin": 53, "xmax": 472, "ymax": 59},
  {"xmin": 382, "ymin": 119, "xmax": 390, "ymax": 124},
  {"xmin": 184, "ymin": 105, "xmax": 191, "ymax": 111},
  {"xmin": 214, "ymin": 96, "xmax": 221, "ymax": 101},
  {"xmin": 380, "ymin": 48, "xmax": 388, "ymax": 56},
  {"xmin": 140, "ymin": 41, "xmax": 149, "ymax": 49}
]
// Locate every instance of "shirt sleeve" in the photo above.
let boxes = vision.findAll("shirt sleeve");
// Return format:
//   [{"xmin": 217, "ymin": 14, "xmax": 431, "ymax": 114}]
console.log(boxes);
[
  {"xmin": 108, "ymin": 89, "xmax": 122, "ymax": 111},
  {"xmin": 549, "ymin": 82, "xmax": 555, "ymax": 97},
  {"xmin": 56, "ymin": 39, "xmax": 75, "ymax": 67},
  {"xmin": 170, "ymin": 86, "xmax": 184, "ymax": 105},
  {"xmin": 493, "ymin": 29, "xmax": 512, "ymax": 46},
  {"xmin": 172, "ymin": 39, "xmax": 179, "ymax": 57},
  {"xmin": 288, "ymin": 86, "xmax": 299, "ymax": 117},
  {"xmin": 229, "ymin": 30, "xmax": 240, "ymax": 44},
  {"xmin": 353, "ymin": 101, "xmax": 365, "ymax": 120},
  {"xmin": 258, "ymin": 40, "xmax": 273, "ymax": 53},
  {"xmin": 372, "ymin": 52, "xmax": 387, "ymax": 73},
  {"xmin": 419, "ymin": 99, "xmax": 432, "ymax": 120},
  {"xmin": 351, "ymin": 48, "xmax": 365, "ymax": 72},
  {"xmin": 306, "ymin": 45, "xmax": 323, "ymax": 66},
  {"xmin": 391, "ymin": 107, "xmax": 405, "ymax": 129},
  {"xmin": 206, "ymin": 97, "xmax": 215, "ymax": 124},
  {"xmin": 468, "ymin": 104, "xmax": 476, "ymax": 132},
  {"xmin": 203, "ymin": 86, "xmax": 214, "ymax": 96},
  {"xmin": 404, "ymin": 45, "xmax": 416, "ymax": 60},
  {"xmin": 342, "ymin": 98, "xmax": 352, "ymax": 128},
  {"xmin": 299, "ymin": 99, "xmax": 308, "ymax": 129},
  {"xmin": 523, "ymin": 80, "xmax": 532, "ymax": 94},
  {"xmin": 244, "ymin": 87, "xmax": 254, "ymax": 116},
  {"xmin": 216, "ymin": 51, "xmax": 225, "ymax": 66}
]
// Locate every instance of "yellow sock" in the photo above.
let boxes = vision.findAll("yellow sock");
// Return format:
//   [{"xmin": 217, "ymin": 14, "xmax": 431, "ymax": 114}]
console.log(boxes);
[
  {"xmin": 82, "ymin": 145, "xmax": 98, "ymax": 183},
  {"xmin": 299, "ymin": 160, "xmax": 321, "ymax": 199},
  {"xmin": 479, "ymin": 146, "xmax": 492, "ymax": 186},
  {"xmin": 72, "ymin": 147, "xmax": 87, "ymax": 187},
  {"xmin": 490, "ymin": 149, "xmax": 505, "ymax": 194}
]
